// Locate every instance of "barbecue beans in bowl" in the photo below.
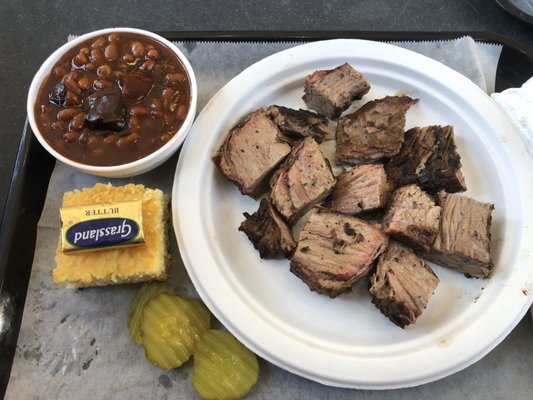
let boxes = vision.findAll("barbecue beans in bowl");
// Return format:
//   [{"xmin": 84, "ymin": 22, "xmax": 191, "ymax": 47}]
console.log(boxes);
[{"xmin": 27, "ymin": 28, "xmax": 197, "ymax": 177}]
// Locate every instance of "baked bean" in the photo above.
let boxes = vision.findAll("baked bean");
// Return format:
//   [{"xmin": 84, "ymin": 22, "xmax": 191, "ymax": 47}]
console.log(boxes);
[
  {"xmin": 78, "ymin": 131, "xmax": 88, "ymax": 144},
  {"xmin": 73, "ymin": 53, "xmax": 88, "ymax": 67},
  {"xmin": 64, "ymin": 77, "xmax": 81, "ymax": 94},
  {"xmin": 85, "ymin": 62, "xmax": 95, "ymax": 72},
  {"xmin": 165, "ymin": 73, "xmax": 185, "ymax": 85},
  {"xmin": 52, "ymin": 120, "xmax": 67, "ymax": 130},
  {"xmin": 103, "ymin": 133, "xmax": 117, "ymax": 145},
  {"xmin": 77, "ymin": 76, "xmax": 92, "ymax": 91},
  {"xmin": 122, "ymin": 53, "xmax": 135, "ymax": 63},
  {"xmin": 151, "ymin": 110, "xmax": 163, "ymax": 119},
  {"xmin": 116, "ymin": 132, "xmax": 141, "ymax": 148},
  {"xmin": 97, "ymin": 64, "xmax": 112, "ymax": 77},
  {"xmin": 104, "ymin": 44, "xmax": 118, "ymax": 61},
  {"xmin": 93, "ymin": 79, "xmax": 114, "ymax": 90},
  {"xmin": 140, "ymin": 59, "xmax": 155, "ymax": 71},
  {"xmin": 146, "ymin": 49, "xmax": 159, "ymax": 59},
  {"xmin": 62, "ymin": 71, "xmax": 80, "ymax": 83},
  {"xmin": 63, "ymin": 131, "xmax": 79, "ymax": 143},
  {"xmin": 150, "ymin": 98, "xmax": 162, "ymax": 110},
  {"xmin": 130, "ymin": 105, "xmax": 149, "ymax": 117},
  {"xmin": 131, "ymin": 41, "xmax": 145, "ymax": 57},
  {"xmin": 177, "ymin": 104, "xmax": 188, "ymax": 120},
  {"xmin": 79, "ymin": 47, "xmax": 90, "ymax": 55},
  {"xmin": 91, "ymin": 37, "xmax": 107, "ymax": 49},
  {"xmin": 64, "ymin": 91, "xmax": 80, "ymax": 106},
  {"xmin": 52, "ymin": 66, "xmax": 66, "ymax": 79},
  {"xmin": 161, "ymin": 87, "xmax": 175, "ymax": 108},
  {"xmin": 108, "ymin": 33, "xmax": 120, "ymax": 43},
  {"xmin": 57, "ymin": 108, "xmax": 78, "ymax": 121},
  {"xmin": 90, "ymin": 48, "xmax": 105, "ymax": 64},
  {"xmin": 70, "ymin": 112, "xmax": 86, "ymax": 131},
  {"xmin": 129, "ymin": 116, "xmax": 140, "ymax": 130}
]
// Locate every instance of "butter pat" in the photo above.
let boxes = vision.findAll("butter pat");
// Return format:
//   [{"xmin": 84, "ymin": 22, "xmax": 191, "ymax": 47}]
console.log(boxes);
[
  {"xmin": 60, "ymin": 200, "xmax": 145, "ymax": 254},
  {"xmin": 53, "ymin": 183, "xmax": 170, "ymax": 288}
]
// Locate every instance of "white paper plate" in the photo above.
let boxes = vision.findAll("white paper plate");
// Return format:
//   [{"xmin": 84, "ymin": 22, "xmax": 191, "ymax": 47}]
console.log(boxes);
[{"xmin": 172, "ymin": 39, "xmax": 533, "ymax": 389}]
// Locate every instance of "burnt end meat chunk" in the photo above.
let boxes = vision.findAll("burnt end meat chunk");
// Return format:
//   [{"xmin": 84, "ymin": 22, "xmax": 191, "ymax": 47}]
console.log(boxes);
[
  {"xmin": 386, "ymin": 125, "xmax": 467, "ymax": 193},
  {"xmin": 290, "ymin": 207, "xmax": 388, "ymax": 298},
  {"xmin": 270, "ymin": 137, "xmax": 336, "ymax": 224},
  {"xmin": 84, "ymin": 92, "xmax": 126, "ymax": 131},
  {"xmin": 369, "ymin": 241, "xmax": 439, "ymax": 328},
  {"xmin": 213, "ymin": 111, "xmax": 292, "ymax": 198},
  {"xmin": 302, "ymin": 63, "xmax": 370, "ymax": 119},
  {"xmin": 239, "ymin": 198, "xmax": 296, "ymax": 259},
  {"xmin": 427, "ymin": 191, "xmax": 494, "ymax": 278},
  {"xmin": 383, "ymin": 184, "xmax": 441, "ymax": 253},
  {"xmin": 265, "ymin": 105, "xmax": 330, "ymax": 143},
  {"xmin": 324, "ymin": 164, "xmax": 389, "ymax": 215},
  {"xmin": 335, "ymin": 96, "xmax": 418, "ymax": 165}
]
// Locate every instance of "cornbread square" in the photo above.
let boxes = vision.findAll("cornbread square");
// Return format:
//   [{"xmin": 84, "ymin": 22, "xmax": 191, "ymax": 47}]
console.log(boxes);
[{"xmin": 53, "ymin": 183, "xmax": 170, "ymax": 288}]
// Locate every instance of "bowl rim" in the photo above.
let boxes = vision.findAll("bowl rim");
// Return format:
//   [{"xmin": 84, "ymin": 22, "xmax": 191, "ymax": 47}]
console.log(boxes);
[{"xmin": 26, "ymin": 27, "xmax": 197, "ymax": 173}]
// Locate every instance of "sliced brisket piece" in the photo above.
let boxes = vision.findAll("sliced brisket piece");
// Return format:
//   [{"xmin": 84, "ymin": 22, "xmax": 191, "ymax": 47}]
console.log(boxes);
[
  {"xmin": 302, "ymin": 63, "xmax": 370, "ymax": 119},
  {"xmin": 213, "ymin": 111, "xmax": 292, "ymax": 198},
  {"xmin": 265, "ymin": 105, "xmax": 330, "ymax": 143},
  {"xmin": 324, "ymin": 164, "xmax": 389, "ymax": 215},
  {"xmin": 427, "ymin": 191, "xmax": 494, "ymax": 278},
  {"xmin": 239, "ymin": 198, "xmax": 296, "ymax": 259},
  {"xmin": 382, "ymin": 184, "xmax": 441, "ymax": 253},
  {"xmin": 369, "ymin": 241, "xmax": 439, "ymax": 328},
  {"xmin": 270, "ymin": 137, "xmax": 336, "ymax": 224},
  {"xmin": 335, "ymin": 96, "xmax": 418, "ymax": 165},
  {"xmin": 290, "ymin": 207, "xmax": 388, "ymax": 298},
  {"xmin": 385, "ymin": 125, "xmax": 467, "ymax": 193}
]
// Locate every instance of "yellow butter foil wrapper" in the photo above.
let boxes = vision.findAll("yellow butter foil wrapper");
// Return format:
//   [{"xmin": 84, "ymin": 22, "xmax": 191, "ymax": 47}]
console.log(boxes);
[{"xmin": 60, "ymin": 199, "xmax": 145, "ymax": 254}]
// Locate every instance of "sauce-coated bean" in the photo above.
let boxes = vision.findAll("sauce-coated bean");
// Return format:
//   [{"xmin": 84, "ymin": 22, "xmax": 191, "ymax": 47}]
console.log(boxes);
[
  {"xmin": 77, "ymin": 76, "xmax": 92, "ymax": 91},
  {"xmin": 73, "ymin": 53, "xmax": 88, "ymax": 67},
  {"xmin": 130, "ymin": 105, "xmax": 149, "ymax": 117},
  {"xmin": 97, "ymin": 64, "xmax": 112, "ymax": 77},
  {"xmin": 63, "ymin": 131, "xmax": 79, "ymax": 143},
  {"xmin": 64, "ymin": 91, "xmax": 80, "ymax": 106},
  {"xmin": 57, "ymin": 108, "xmax": 78, "ymax": 121},
  {"xmin": 104, "ymin": 44, "xmax": 118, "ymax": 61},
  {"xmin": 108, "ymin": 33, "xmax": 120, "ymax": 43},
  {"xmin": 131, "ymin": 41, "xmax": 145, "ymax": 57},
  {"xmin": 70, "ymin": 112, "xmax": 86, "ymax": 131},
  {"xmin": 64, "ymin": 77, "xmax": 81, "ymax": 94},
  {"xmin": 146, "ymin": 49, "xmax": 159, "ymax": 59},
  {"xmin": 90, "ymin": 48, "xmax": 105, "ymax": 64},
  {"xmin": 91, "ymin": 37, "xmax": 107, "ymax": 49},
  {"xmin": 93, "ymin": 79, "xmax": 113, "ymax": 90}
]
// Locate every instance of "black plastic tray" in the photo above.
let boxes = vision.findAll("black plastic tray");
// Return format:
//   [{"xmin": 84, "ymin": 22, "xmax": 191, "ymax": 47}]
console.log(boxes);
[{"xmin": 0, "ymin": 31, "xmax": 531, "ymax": 398}]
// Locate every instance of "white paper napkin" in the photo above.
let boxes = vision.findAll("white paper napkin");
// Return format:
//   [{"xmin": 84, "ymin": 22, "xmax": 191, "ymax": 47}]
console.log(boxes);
[
  {"xmin": 491, "ymin": 77, "xmax": 533, "ymax": 319},
  {"xmin": 491, "ymin": 77, "xmax": 533, "ymax": 155}
]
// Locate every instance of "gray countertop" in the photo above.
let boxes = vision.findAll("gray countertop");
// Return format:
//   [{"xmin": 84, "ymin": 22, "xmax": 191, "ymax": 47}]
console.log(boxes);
[{"xmin": 0, "ymin": 0, "xmax": 532, "ymax": 398}]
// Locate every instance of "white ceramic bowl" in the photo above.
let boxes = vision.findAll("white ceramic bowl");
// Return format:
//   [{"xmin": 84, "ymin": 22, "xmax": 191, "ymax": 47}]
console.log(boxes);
[{"xmin": 27, "ymin": 27, "xmax": 197, "ymax": 178}]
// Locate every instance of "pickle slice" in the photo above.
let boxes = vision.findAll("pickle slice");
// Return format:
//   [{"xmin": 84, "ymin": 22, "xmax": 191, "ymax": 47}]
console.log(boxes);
[
  {"xmin": 193, "ymin": 330, "xmax": 259, "ymax": 400},
  {"xmin": 141, "ymin": 293, "xmax": 210, "ymax": 369},
  {"xmin": 127, "ymin": 282, "xmax": 174, "ymax": 344}
]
